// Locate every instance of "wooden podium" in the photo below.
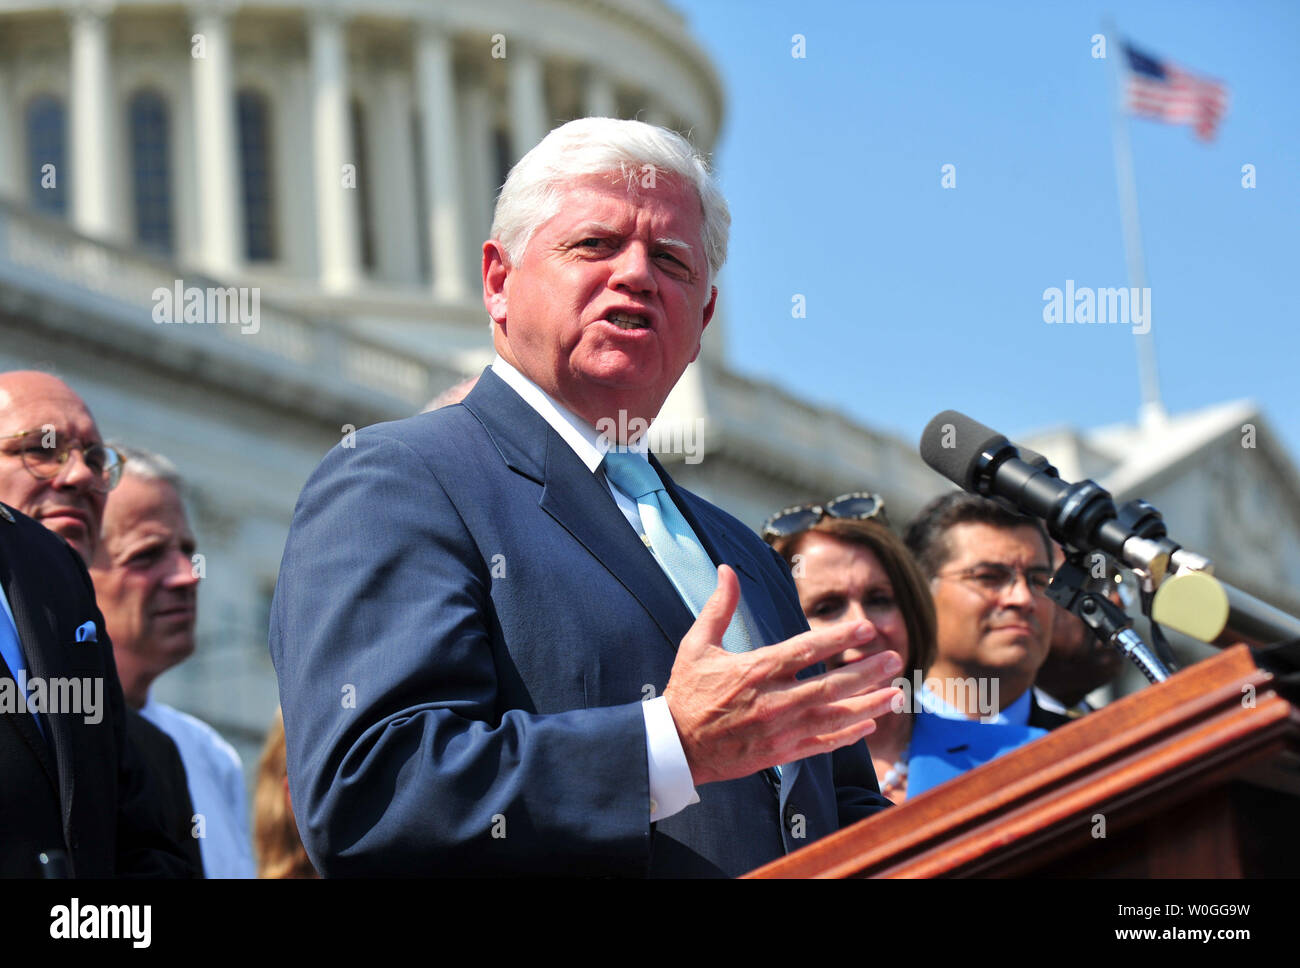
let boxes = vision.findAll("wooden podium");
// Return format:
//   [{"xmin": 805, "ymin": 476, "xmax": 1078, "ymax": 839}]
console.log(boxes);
[{"xmin": 746, "ymin": 646, "xmax": 1300, "ymax": 878}]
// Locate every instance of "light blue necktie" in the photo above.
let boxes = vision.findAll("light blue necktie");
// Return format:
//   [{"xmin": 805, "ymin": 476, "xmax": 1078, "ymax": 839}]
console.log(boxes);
[
  {"xmin": 602, "ymin": 451, "xmax": 755, "ymax": 654},
  {"xmin": 0, "ymin": 602, "xmax": 44, "ymax": 739},
  {"xmin": 603, "ymin": 452, "xmax": 783, "ymax": 783}
]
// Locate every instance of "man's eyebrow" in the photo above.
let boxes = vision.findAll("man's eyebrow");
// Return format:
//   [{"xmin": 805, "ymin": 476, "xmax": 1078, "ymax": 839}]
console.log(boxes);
[
  {"xmin": 573, "ymin": 221, "xmax": 619, "ymax": 236},
  {"xmin": 655, "ymin": 237, "xmax": 693, "ymax": 253},
  {"xmin": 114, "ymin": 535, "xmax": 164, "ymax": 561}
]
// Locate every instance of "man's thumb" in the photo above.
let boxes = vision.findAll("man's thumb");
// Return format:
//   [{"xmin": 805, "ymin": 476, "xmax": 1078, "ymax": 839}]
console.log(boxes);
[{"xmin": 691, "ymin": 564, "xmax": 740, "ymax": 647}]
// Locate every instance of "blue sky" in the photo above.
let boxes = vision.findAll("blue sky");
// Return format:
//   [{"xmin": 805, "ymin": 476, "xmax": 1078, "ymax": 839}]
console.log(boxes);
[{"xmin": 671, "ymin": 0, "xmax": 1300, "ymax": 463}]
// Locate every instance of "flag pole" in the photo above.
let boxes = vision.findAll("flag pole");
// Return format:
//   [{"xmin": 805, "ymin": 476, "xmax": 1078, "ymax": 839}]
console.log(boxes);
[{"xmin": 1104, "ymin": 20, "xmax": 1166, "ymax": 429}]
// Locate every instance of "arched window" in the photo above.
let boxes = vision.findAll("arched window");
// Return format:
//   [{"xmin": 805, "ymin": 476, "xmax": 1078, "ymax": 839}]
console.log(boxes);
[
  {"xmin": 236, "ymin": 88, "xmax": 277, "ymax": 261},
  {"xmin": 128, "ymin": 89, "xmax": 174, "ymax": 254},
  {"xmin": 350, "ymin": 98, "xmax": 375, "ymax": 272},
  {"xmin": 25, "ymin": 94, "xmax": 67, "ymax": 216}
]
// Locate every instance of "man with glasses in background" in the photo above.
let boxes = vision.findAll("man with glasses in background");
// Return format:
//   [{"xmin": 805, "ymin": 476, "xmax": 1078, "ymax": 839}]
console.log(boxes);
[
  {"xmin": 903, "ymin": 492, "xmax": 1062, "ymax": 729},
  {"xmin": 0, "ymin": 370, "xmax": 197, "ymax": 876},
  {"xmin": 0, "ymin": 374, "xmax": 120, "ymax": 564}
]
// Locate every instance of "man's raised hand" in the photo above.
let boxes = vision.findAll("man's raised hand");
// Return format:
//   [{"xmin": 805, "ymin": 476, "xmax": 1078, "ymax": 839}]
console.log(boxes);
[{"xmin": 662, "ymin": 565, "xmax": 904, "ymax": 787}]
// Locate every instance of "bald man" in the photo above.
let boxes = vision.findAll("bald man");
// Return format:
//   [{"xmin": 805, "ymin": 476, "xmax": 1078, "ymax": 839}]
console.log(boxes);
[
  {"xmin": 0, "ymin": 371, "xmax": 197, "ymax": 876},
  {"xmin": 0, "ymin": 371, "xmax": 108, "ymax": 563}
]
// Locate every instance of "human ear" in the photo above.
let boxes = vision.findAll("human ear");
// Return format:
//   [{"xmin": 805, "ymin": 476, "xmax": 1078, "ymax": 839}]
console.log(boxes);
[
  {"xmin": 482, "ymin": 240, "xmax": 511, "ymax": 326},
  {"xmin": 689, "ymin": 285, "xmax": 718, "ymax": 363}
]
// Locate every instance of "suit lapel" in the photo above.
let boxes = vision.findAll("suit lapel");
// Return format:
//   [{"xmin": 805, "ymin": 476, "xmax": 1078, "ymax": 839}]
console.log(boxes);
[
  {"xmin": 1029, "ymin": 693, "xmax": 1072, "ymax": 731},
  {"xmin": 656, "ymin": 458, "xmax": 787, "ymax": 648},
  {"xmin": 0, "ymin": 523, "xmax": 62, "ymax": 792},
  {"xmin": 538, "ymin": 433, "xmax": 696, "ymax": 651},
  {"xmin": 464, "ymin": 370, "xmax": 696, "ymax": 653},
  {"xmin": 464, "ymin": 372, "xmax": 812, "ymax": 809}
]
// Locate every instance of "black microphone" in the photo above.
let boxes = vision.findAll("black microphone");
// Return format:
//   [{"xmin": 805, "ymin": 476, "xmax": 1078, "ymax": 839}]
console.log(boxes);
[
  {"xmin": 920, "ymin": 410, "xmax": 1300, "ymax": 648},
  {"xmin": 919, "ymin": 410, "xmax": 1171, "ymax": 579},
  {"xmin": 1012, "ymin": 442, "xmax": 1055, "ymax": 473}
]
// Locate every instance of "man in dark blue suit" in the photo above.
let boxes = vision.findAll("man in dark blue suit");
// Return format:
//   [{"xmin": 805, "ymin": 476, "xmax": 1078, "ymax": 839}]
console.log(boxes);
[{"xmin": 270, "ymin": 118, "xmax": 901, "ymax": 877}]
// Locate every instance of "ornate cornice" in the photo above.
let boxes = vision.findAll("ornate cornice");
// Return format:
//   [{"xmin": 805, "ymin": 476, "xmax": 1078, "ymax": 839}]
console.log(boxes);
[{"xmin": 0, "ymin": 200, "xmax": 463, "ymax": 428}]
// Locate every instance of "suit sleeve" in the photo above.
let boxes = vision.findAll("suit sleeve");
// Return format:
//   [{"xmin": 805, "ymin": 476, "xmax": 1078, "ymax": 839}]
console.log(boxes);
[{"xmin": 270, "ymin": 431, "xmax": 652, "ymax": 876}]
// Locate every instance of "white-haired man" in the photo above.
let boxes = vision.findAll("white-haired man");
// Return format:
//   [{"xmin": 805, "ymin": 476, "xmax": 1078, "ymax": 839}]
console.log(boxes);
[
  {"xmin": 90, "ymin": 445, "xmax": 255, "ymax": 878},
  {"xmin": 272, "ymin": 119, "xmax": 901, "ymax": 877}
]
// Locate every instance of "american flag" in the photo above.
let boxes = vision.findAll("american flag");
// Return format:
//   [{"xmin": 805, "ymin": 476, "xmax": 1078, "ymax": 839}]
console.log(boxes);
[{"xmin": 1122, "ymin": 42, "xmax": 1229, "ymax": 141}]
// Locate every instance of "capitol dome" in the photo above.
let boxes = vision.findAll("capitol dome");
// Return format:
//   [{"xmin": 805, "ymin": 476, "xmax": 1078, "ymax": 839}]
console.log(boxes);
[
  {"xmin": 0, "ymin": 0, "xmax": 722, "ymax": 318},
  {"xmin": 0, "ymin": 0, "xmax": 937, "ymax": 764}
]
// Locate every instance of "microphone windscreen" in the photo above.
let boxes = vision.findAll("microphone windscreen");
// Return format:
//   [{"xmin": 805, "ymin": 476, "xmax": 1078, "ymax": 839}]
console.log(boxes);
[{"xmin": 920, "ymin": 410, "xmax": 1010, "ymax": 490}]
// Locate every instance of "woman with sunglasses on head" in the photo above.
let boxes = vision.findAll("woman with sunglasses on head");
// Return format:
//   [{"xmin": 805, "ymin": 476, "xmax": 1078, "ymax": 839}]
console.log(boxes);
[{"xmin": 763, "ymin": 494, "xmax": 936, "ymax": 803}]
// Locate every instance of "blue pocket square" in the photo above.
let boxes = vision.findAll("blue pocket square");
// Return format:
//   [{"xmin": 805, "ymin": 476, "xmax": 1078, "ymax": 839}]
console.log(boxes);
[{"xmin": 74, "ymin": 621, "xmax": 97, "ymax": 644}]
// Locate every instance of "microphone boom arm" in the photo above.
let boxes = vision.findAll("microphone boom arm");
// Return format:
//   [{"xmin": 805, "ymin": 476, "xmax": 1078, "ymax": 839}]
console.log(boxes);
[{"xmin": 1048, "ymin": 558, "xmax": 1172, "ymax": 684}]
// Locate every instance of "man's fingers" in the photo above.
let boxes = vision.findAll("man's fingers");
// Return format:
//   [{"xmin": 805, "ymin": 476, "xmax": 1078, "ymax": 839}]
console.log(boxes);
[
  {"xmin": 827, "ymin": 684, "xmax": 907, "ymax": 723},
  {"xmin": 683, "ymin": 564, "xmax": 740, "ymax": 650},
  {"xmin": 793, "ymin": 718, "xmax": 878, "ymax": 761},
  {"xmin": 766, "ymin": 649, "xmax": 904, "ymax": 724},
  {"xmin": 768, "ymin": 620, "xmax": 888, "ymax": 678},
  {"xmin": 803, "ymin": 649, "xmax": 904, "ymax": 703},
  {"xmin": 787, "ymin": 686, "xmax": 905, "ymax": 759}
]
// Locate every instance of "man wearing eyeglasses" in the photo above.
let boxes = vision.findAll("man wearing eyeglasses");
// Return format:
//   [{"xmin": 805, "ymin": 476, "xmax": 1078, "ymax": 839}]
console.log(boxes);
[
  {"xmin": 0, "ymin": 370, "xmax": 197, "ymax": 876},
  {"xmin": 0, "ymin": 372, "xmax": 120, "ymax": 563},
  {"xmin": 904, "ymin": 492, "xmax": 1060, "ymax": 729}
]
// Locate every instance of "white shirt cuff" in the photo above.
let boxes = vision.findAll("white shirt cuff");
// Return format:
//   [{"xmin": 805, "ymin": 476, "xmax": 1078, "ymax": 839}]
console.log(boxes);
[{"xmin": 641, "ymin": 695, "xmax": 699, "ymax": 822}]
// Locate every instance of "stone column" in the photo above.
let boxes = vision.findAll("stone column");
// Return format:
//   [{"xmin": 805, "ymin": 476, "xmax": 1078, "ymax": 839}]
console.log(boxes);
[
  {"xmin": 645, "ymin": 105, "xmax": 672, "ymax": 129},
  {"xmin": 415, "ymin": 21, "xmax": 465, "ymax": 302},
  {"xmin": 69, "ymin": 3, "xmax": 115, "ymax": 237},
  {"xmin": 309, "ymin": 9, "xmax": 360, "ymax": 291},
  {"xmin": 191, "ymin": 4, "xmax": 241, "ymax": 276},
  {"xmin": 459, "ymin": 81, "xmax": 494, "ymax": 260},
  {"xmin": 0, "ymin": 64, "xmax": 18, "ymax": 200},
  {"xmin": 507, "ymin": 43, "xmax": 547, "ymax": 162},
  {"xmin": 373, "ymin": 71, "xmax": 419, "ymax": 284},
  {"xmin": 583, "ymin": 67, "xmax": 617, "ymax": 119}
]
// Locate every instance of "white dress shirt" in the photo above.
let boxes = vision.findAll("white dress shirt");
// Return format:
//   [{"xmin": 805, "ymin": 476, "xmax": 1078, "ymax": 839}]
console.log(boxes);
[{"xmin": 488, "ymin": 356, "xmax": 700, "ymax": 821}]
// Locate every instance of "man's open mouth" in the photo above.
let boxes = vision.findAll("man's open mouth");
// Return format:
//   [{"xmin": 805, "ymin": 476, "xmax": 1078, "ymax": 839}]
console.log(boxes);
[{"xmin": 606, "ymin": 311, "xmax": 651, "ymax": 330}]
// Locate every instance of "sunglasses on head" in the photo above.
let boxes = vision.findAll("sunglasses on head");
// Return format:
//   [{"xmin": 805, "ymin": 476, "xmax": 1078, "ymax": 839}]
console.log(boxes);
[{"xmin": 761, "ymin": 492, "xmax": 889, "ymax": 540}]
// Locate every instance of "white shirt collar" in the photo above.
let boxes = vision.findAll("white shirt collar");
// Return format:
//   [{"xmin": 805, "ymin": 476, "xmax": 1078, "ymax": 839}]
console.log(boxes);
[
  {"xmin": 921, "ymin": 680, "xmax": 1033, "ymax": 726},
  {"xmin": 1034, "ymin": 686, "xmax": 1090, "ymax": 718},
  {"xmin": 489, "ymin": 355, "xmax": 649, "ymax": 472}
]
